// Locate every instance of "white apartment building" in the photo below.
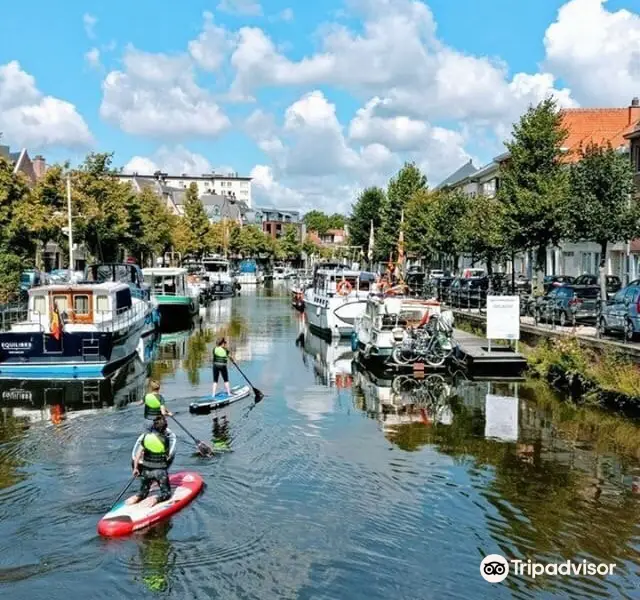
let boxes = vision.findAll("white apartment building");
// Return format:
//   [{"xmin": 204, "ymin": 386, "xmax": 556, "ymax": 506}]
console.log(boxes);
[{"xmin": 118, "ymin": 170, "xmax": 252, "ymax": 208}]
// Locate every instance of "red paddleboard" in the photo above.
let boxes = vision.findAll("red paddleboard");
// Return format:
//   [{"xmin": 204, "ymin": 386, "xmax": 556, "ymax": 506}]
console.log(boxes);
[{"xmin": 97, "ymin": 471, "xmax": 204, "ymax": 537}]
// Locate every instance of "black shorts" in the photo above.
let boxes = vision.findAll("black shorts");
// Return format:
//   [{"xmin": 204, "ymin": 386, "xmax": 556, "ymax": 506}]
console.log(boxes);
[
  {"xmin": 213, "ymin": 365, "xmax": 229, "ymax": 383},
  {"xmin": 137, "ymin": 468, "xmax": 171, "ymax": 502}
]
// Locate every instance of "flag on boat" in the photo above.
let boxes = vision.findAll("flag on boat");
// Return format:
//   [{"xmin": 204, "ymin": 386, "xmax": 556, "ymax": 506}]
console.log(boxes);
[
  {"xmin": 50, "ymin": 303, "xmax": 63, "ymax": 341},
  {"xmin": 367, "ymin": 220, "xmax": 374, "ymax": 261}
]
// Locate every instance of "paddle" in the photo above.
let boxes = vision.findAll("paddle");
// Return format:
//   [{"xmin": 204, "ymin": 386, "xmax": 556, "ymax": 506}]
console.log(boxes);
[
  {"xmin": 229, "ymin": 356, "xmax": 264, "ymax": 402},
  {"xmin": 109, "ymin": 474, "xmax": 136, "ymax": 511},
  {"xmin": 169, "ymin": 415, "xmax": 214, "ymax": 456}
]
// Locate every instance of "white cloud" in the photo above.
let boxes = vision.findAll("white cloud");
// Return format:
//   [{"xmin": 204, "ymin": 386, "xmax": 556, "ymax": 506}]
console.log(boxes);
[
  {"xmin": 217, "ymin": 0, "xmax": 263, "ymax": 16},
  {"xmin": 123, "ymin": 145, "xmax": 213, "ymax": 175},
  {"xmin": 277, "ymin": 8, "xmax": 294, "ymax": 22},
  {"xmin": 188, "ymin": 11, "xmax": 234, "ymax": 72},
  {"xmin": 83, "ymin": 13, "xmax": 97, "ymax": 39},
  {"xmin": 244, "ymin": 90, "xmax": 466, "ymax": 212},
  {"xmin": 0, "ymin": 61, "xmax": 93, "ymax": 150},
  {"xmin": 229, "ymin": 0, "xmax": 575, "ymax": 131},
  {"xmin": 85, "ymin": 48, "xmax": 101, "ymax": 69},
  {"xmin": 100, "ymin": 46, "xmax": 230, "ymax": 138},
  {"xmin": 348, "ymin": 97, "xmax": 430, "ymax": 151},
  {"xmin": 544, "ymin": 0, "xmax": 640, "ymax": 105}
]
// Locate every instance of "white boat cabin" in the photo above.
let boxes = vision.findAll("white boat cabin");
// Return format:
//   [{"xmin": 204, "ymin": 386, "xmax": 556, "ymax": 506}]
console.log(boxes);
[
  {"xmin": 311, "ymin": 268, "xmax": 377, "ymax": 297},
  {"xmin": 19, "ymin": 281, "xmax": 137, "ymax": 330},
  {"xmin": 142, "ymin": 268, "xmax": 188, "ymax": 297},
  {"xmin": 202, "ymin": 257, "xmax": 231, "ymax": 275},
  {"xmin": 364, "ymin": 297, "xmax": 441, "ymax": 330}
]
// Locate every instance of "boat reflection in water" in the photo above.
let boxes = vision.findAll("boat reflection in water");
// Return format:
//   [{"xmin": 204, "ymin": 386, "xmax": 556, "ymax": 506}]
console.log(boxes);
[
  {"xmin": 299, "ymin": 327, "xmax": 353, "ymax": 388},
  {"xmin": 0, "ymin": 354, "xmax": 147, "ymax": 425}
]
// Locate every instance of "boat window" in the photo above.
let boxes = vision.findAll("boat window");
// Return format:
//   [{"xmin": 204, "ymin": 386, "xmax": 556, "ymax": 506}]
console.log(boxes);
[
  {"xmin": 53, "ymin": 295, "xmax": 68, "ymax": 312},
  {"xmin": 95, "ymin": 295, "xmax": 109, "ymax": 312},
  {"xmin": 33, "ymin": 296, "xmax": 46, "ymax": 314},
  {"xmin": 115, "ymin": 288, "xmax": 132, "ymax": 312},
  {"xmin": 74, "ymin": 295, "xmax": 90, "ymax": 315}
]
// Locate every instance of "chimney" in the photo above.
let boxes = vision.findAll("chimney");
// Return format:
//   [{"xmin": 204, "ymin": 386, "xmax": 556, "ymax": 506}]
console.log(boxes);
[
  {"xmin": 630, "ymin": 97, "xmax": 640, "ymax": 125},
  {"xmin": 33, "ymin": 155, "xmax": 46, "ymax": 179}
]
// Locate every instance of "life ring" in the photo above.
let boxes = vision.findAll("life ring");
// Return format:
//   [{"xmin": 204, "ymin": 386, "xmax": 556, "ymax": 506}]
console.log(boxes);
[{"xmin": 337, "ymin": 280, "xmax": 352, "ymax": 296}]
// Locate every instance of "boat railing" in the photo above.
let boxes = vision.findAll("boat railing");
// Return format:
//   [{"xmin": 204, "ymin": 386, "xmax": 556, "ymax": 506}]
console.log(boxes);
[{"xmin": 0, "ymin": 301, "xmax": 29, "ymax": 331}]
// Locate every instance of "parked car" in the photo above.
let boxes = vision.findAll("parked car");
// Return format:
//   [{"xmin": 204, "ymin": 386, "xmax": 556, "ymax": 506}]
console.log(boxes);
[
  {"xmin": 543, "ymin": 275, "xmax": 575, "ymax": 294},
  {"xmin": 448, "ymin": 276, "xmax": 489, "ymax": 308},
  {"xmin": 598, "ymin": 283, "xmax": 640, "ymax": 341},
  {"xmin": 535, "ymin": 284, "xmax": 600, "ymax": 326},
  {"xmin": 573, "ymin": 274, "xmax": 621, "ymax": 297}
]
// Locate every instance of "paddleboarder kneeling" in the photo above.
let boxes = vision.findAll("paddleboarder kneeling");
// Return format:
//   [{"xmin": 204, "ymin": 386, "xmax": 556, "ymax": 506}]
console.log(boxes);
[
  {"xmin": 126, "ymin": 416, "xmax": 172, "ymax": 507},
  {"xmin": 212, "ymin": 337, "xmax": 232, "ymax": 397}
]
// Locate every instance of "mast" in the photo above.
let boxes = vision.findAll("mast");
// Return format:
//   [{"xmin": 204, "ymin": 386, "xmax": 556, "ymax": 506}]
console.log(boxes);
[{"xmin": 66, "ymin": 175, "xmax": 73, "ymax": 272}]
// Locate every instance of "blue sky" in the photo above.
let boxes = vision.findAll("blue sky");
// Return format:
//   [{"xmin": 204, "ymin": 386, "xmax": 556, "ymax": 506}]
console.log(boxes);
[{"xmin": 0, "ymin": 0, "xmax": 639, "ymax": 212}]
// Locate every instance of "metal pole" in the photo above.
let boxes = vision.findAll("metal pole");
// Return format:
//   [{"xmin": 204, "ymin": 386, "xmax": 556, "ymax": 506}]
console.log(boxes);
[{"xmin": 66, "ymin": 175, "xmax": 73, "ymax": 273}]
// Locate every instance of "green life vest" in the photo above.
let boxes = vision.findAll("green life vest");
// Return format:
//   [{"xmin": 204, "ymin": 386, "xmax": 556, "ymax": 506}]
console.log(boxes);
[
  {"xmin": 144, "ymin": 392, "xmax": 163, "ymax": 419},
  {"xmin": 141, "ymin": 432, "xmax": 168, "ymax": 469},
  {"xmin": 213, "ymin": 346, "xmax": 228, "ymax": 366}
]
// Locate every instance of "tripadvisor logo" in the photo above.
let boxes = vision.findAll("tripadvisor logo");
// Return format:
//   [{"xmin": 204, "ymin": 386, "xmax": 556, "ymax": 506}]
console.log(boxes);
[{"xmin": 480, "ymin": 554, "xmax": 616, "ymax": 583}]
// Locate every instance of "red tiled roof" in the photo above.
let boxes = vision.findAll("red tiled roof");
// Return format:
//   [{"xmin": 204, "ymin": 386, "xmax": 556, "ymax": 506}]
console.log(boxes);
[
  {"xmin": 559, "ymin": 106, "xmax": 640, "ymax": 162},
  {"xmin": 325, "ymin": 229, "xmax": 345, "ymax": 236}
]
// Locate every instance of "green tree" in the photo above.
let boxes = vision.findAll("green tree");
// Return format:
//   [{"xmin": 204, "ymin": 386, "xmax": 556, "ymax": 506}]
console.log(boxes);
[
  {"xmin": 303, "ymin": 210, "xmax": 331, "ymax": 234},
  {"xmin": 349, "ymin": 187, "xmax": 385, "ymax": 260},
  {"xmin": 182, "ymin": 183, "xmax": 210, "ymax": 259},
  {"xmin": 229, "ymin": 224, "xmax": 268, "ymax": 257},
  {"xmin": 0, "ymin": 157, "xmax": 34, "ymax": 297},
  {"xmin": 327, "ymin": 213, "xmax": 346, "ymax": 230},
  {"xmin": 278, "ymin": 224, "xmax": 301, "ymax": 260},
  {"xmin": 405, "ymin": 189, "xmax": 469, "ymax": 271},
  {"xmin": 566, "ymin": 142, "xmax": 637, "ymax": 299},
  {"xmin": 498, "ymin": 98, "xmax": 570, "ymax": 293},
  {"xmin": 377, "ymin": 162, "xmax": 427, "ymax": 260},
  {"xmin": 134, "ymin": 187, "xmax": 176, "ymax": 264},
  {"xmin": 302, "ymin": 238, "xmax": 321, "ymax": 258},
  {"xmin": 459, "ymin": 195, "xmax": 506, "ymax": 274},
  {"xmin": 71, "ymin": 152, "xmax": 132, "ymax": 262}
]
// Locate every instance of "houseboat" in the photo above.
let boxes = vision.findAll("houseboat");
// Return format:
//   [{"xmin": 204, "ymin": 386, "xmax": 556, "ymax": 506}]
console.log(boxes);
[
  {"xmin": 303, "ymin": 265, "xmax": 377, "ymax": 338},
  {"xmin": 202, "ymin": 255, "xmax": 238, "ymax": 298},
  {"xmin": 353, "ymin": 293, "xmax": 441, "ymax": 369},
  {"xmin": 0, "ymin": 281, "xmax": 148, "ymax": 378},
  {"xmin": 142, "ymin": 267, "xmax": 199, "ymax": 329},
  {"xmin": 236, "ymin": 259, "xmax": 264, "ymax": 286}
]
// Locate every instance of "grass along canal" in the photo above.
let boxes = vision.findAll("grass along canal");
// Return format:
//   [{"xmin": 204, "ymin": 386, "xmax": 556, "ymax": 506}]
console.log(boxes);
[{"xmin": 0, "ymin": 286, "xmax": 638, "ymax": 599}]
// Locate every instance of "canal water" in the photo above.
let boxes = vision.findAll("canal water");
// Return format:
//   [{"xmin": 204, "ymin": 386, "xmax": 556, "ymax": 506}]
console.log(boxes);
[{"xmin": 1, "ymin": 286, "xmax": 639, "ymax": 599}]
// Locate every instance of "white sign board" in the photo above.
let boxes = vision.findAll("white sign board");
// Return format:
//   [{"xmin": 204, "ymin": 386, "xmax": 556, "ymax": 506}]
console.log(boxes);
[
  {"xmin": 486, "ymin": 295, "xmax": 520, "ymax": 340},
  {"xmin": 485, "ymin": 394, "xmax": 519, "ymax": 442}
]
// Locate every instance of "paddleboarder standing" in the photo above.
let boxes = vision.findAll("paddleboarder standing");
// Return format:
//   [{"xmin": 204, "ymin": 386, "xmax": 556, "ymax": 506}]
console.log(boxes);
[
  {"xmin": 126, "ymin": 415, "xmax": 172, "ymax": 507},
  {"xmin": 212, "ymin": 337, "xmax": 232, "ymax": 397}
]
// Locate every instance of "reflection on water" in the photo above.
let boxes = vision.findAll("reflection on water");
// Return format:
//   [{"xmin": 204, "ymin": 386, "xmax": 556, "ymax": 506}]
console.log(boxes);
[{"xmin": 1, "ymin": 288, "xmax": 639, "ymax": 600}]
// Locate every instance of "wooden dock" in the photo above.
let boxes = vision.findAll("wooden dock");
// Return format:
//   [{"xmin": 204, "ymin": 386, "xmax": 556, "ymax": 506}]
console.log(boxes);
[{"xmin": 453, "ymin": 329, "xmax": 527, "ymax": 377}]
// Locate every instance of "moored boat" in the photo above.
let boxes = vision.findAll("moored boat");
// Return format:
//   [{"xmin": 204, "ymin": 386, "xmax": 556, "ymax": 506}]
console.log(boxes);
[
  {"xmin": 0, "ymin": 280, "xmax": 148, "ymax": 378},
  {"xmin": 202, "ymin": 255, "xmax": 237, "ymax": 298},
  {"xmin": 236, "ymin": 259, "xmax": 264, "ymax": 286},
  {"xmin": 142, "ymin": 267, "xmax": 199, "ymax": 330},
  {"xmin": 354, "ymin": 292, "xmax": 441, "ymax": 369},
  {"xmin": 303, "ymin": 264, "xmax": 377, "ymax": 338}
]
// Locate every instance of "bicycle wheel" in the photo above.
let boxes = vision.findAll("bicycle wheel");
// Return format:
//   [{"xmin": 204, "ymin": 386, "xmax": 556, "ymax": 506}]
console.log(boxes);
[{"xmin": 392, "ymin": 345, "xmax": 415, "ymax": 366}]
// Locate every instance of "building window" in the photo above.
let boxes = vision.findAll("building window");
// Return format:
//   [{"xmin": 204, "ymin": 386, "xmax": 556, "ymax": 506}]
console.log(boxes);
[{"xmin": 241, "ymin": 182, "xmax": 248, "ymax": 188}]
